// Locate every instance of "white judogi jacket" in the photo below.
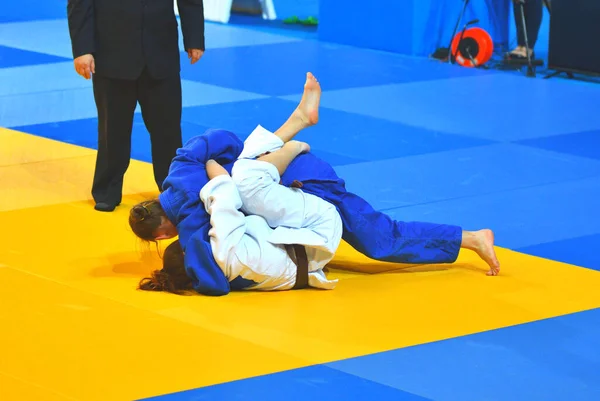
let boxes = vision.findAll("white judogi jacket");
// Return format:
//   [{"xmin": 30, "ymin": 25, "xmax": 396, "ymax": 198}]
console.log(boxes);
[{"xmin": 199, "ymin": 125, "xmax": 343, "ymax": 291}]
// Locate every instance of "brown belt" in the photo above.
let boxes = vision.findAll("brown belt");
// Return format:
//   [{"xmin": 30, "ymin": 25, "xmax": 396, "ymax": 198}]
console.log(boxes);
[
  {"xmin": 282, "ymin": 178, "xmax": 308, "ymax": 289},
  {"xmin": 285, "ymin": 244, "xmax": 309, "ymax": 289}
]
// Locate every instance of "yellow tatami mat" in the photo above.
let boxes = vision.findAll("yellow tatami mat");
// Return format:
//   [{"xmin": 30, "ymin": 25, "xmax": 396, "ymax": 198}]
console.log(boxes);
[{"xmin": 2, "ymin": 128, "xmax": 600, "ymax": 400}]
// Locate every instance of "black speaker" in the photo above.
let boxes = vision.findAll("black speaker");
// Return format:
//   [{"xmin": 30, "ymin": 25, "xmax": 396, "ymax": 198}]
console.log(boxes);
[{"xmin": 548, "ymin": 0, "xmax": 600, "ymax": 76}]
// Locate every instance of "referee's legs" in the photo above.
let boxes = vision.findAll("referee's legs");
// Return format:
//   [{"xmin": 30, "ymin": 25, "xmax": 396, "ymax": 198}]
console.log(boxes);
[
  {"xmin": 137, "ymin": 69, "xmax": 183, "ymax": 191},
  {"xmin": 91, "ymin": 74, "xmax": 138, "ymax": 211}
]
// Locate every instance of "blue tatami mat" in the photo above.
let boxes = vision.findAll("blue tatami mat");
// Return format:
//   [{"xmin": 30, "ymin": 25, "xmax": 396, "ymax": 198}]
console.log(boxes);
[
  {"xmin": 180, "ymin": 40, "xmax": 496, "ymax": 96},
  {"xmin": 517, "ymin": 129, "xmax": 600, "ymax": 161},
  {"xmin": 327, "ymin": 308, "xmax": 600, "ymax": 401},
  {"xmin": 518, "ymin": 233, "xmax": 600, "ymax": 272},
  {"xmin": 182, "ymin": 97, "xmax": 495, "ymax": 162},
  {"xmin": 141, "ymin": 365, "xmax": 432, "ymax": 401},
  {"xmin": 333, "ymin": 144, "xmax": 600, "ymax": 211},
  {"xmin": 385, "ymin": 176, "xmax": 600, "ymax": 250},
  {"xmin": 0, "ymin": 45, "xmax": 69, "ymax": 69},
  {"xmin": 300, "ymin": 74, "xmax": 600, "ymax": 141}
]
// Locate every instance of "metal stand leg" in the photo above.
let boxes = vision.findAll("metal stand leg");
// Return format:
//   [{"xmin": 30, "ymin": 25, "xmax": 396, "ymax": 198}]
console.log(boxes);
[
  {"xmin": 517, "ymin": 0, "xmax": 536, "ymax": 77},
  {"xmin": 544, "ymin": 71, "xmax": 575, "ymax": 79}
]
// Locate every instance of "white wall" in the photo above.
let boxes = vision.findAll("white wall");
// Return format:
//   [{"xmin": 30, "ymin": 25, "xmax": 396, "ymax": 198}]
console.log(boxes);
[{"xmin": 175, "ymin": 0, "xmax": 276, "ymax": 22}]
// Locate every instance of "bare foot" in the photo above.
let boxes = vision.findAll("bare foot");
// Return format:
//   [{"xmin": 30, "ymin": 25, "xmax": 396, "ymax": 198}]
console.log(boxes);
[
  {"xmin": 288, "ymin": 140, "xmax": 311, "ymax": 154},
  {"xmin": 462, "ymin": 229, "xmax": 500, "ymax": 276},
  {"xmin": 477, "ymin": 229, "xmax": 500, "ymax": 276},
  {"xmin": 294, "ymin": 72, "xmax": 321, "ymax": 126}
]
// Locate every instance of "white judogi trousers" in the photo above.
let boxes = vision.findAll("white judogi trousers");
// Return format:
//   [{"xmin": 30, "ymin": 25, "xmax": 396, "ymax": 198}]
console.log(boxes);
[{"xmin": 200, "ymin": 125, "xmax": 343, "ymax": 291}]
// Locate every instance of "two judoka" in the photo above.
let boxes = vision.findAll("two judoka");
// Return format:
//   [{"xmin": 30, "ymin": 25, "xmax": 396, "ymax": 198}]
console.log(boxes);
[{"xmin": 130, "ymin": 72, "xmax": 500, "ymax": 296}]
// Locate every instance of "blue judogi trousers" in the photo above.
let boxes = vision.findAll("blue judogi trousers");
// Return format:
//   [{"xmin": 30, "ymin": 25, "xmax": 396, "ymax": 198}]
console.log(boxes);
[{"xmin": 281, "ymin": 155, "xmax": 463, "ymax": 265}]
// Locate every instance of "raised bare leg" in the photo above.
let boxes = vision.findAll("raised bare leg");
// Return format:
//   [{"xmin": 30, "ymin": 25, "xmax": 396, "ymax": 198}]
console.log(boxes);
[
  {"xmin": 461, "ymin": 229, "xmax": 500, "ymax": 276},
  {"xmin": 273, "ymin": 72, "xmax": 321, "ymax": 143}
]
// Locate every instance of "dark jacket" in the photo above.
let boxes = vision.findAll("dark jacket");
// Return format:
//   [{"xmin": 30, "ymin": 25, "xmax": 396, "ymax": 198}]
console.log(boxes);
[{"xmin": 67, "ymin": 0, "xmax": 204, "ymax": 80}]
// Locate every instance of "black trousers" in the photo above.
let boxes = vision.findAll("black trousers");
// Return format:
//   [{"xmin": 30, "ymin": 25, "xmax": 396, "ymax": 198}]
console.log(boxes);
[
  {"xmin": 91, "ymin": 68, "xmax": 183, "ymax": 205},
  {"xmin": 514, "ymin": 0, "xmax": 544, "ymax": 49}
]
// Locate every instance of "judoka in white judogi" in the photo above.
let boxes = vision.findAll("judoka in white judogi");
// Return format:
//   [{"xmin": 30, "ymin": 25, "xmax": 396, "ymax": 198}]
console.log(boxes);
[{"xmin": 199, "ymin": 125, "xmax": 343, "ymax": 291}]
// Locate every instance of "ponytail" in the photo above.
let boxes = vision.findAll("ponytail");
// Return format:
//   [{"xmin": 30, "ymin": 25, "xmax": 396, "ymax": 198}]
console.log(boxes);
[
  {"xmin": 137, "ymin": 240, "xmax": 193, "ymax": 295},
  {"xmin": 138, "ymin": 271, "xmax": 175, "ymax": 292}
]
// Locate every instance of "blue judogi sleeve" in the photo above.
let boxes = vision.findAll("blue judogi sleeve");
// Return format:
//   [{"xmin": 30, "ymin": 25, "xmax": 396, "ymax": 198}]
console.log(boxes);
[
  {"xmin": 184, "ymin": 227, "xmax": 232, "ymax": 296},
  {"xmin": 159, "ymin": 129, "xmax": 250, "ymax": 296},
  {"xmin": 161, "ymin": 129, "xmax": 243, "ymax": 244}
]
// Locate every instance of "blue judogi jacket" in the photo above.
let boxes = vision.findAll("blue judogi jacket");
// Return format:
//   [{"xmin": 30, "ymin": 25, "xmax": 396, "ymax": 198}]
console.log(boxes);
[
  {"xmin": 159, "ymin": 129, "xmax": 462, "ymax": 296},
  {"xmin": 158, "ymin": 129, "xmax": 344, "ymax": 296}
]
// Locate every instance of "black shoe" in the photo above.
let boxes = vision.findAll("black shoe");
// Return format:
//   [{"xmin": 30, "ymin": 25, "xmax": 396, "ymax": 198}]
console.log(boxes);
[{"xmin": 94, "ymin": 202, "xmax": 120, "ymax": 212}]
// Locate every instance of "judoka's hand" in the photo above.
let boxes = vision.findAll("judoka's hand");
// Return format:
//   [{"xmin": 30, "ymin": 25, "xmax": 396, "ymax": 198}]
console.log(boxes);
[
  {"xmin": 187, "ymin": 48, "xmax": 204, "ymax": 64},
  {"xmin": 206, "ymin": 160, "xmax": 230, "ymax": 180},
  {"xmin": 74, "ymin": 54, "xmax": 95, "ymax": 80}
]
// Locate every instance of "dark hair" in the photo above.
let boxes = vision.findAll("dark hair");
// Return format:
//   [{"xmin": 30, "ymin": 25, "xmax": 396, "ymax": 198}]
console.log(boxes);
[
  {"xmin": 138, "ymin": 240, "xmax": 193, "ymax": 295},
  {"xmin": 129, "ymin": 199, "xmax": 166, "ymax": 241}
]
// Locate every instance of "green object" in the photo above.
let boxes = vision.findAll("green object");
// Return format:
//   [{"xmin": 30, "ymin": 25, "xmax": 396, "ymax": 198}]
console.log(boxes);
[
  {"xmin": 300, "ymin": 16, "xmax": 318, "ymax": 26},
  {"xmin": 283, "ymin": 16, "xmax": 300, "ymax": 24},
  {"xmin": 282, "ymin": 15, "xmax": 318, "ymax": 26}
]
